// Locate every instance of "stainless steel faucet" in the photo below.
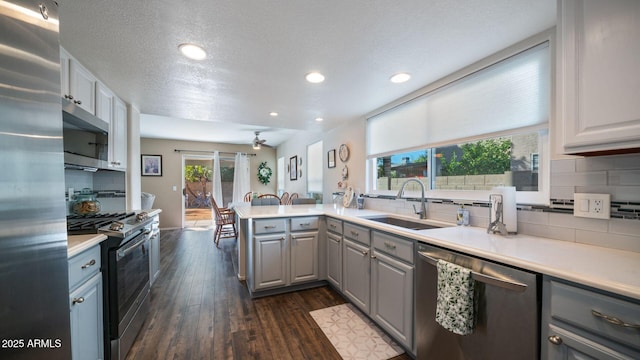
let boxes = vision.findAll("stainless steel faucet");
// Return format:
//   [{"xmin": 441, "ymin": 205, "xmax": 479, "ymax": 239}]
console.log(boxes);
[{"xmin": 397, "ymin": 178, "xmax": 427, "ymax": 219}]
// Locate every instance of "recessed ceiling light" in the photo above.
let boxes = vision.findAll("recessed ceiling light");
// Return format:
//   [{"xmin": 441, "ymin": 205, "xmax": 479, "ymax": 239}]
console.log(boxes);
[
  {"xmin": 315, "ymin": 117, "xmax": 323, "ymax": 122},
  {"xmin": 305, "ymin": 72, "xmax": 325, "ymax": 83},
  {"xmin": 390, "ymin": 73, "xmax": 411, "ymax": 83},
  {"xmin": 269, "ymin": 112, "xmax": 278, "ymax": 117},
  {"xmin": 178, "ymin": 43, "xmax": 206, "ymax": 60}
]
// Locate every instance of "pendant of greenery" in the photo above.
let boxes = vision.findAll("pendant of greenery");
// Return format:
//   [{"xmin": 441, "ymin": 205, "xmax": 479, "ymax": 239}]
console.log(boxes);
[{"xmin": 257, "ymin": 162, "xmax": 272, "ymax": 185}]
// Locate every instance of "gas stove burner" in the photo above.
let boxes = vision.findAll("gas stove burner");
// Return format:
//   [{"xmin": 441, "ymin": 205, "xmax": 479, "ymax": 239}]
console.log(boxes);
[
  {"xmin": 67, "ymin": 212, "xmax": 135, "ymax": 235},
  {"xmin": 135, "ymin": 212, "xmax": 149, "ymax": 222},
  {"xmin": 109, "ymin": 221, "xmax": 124, "ymax": 231}
]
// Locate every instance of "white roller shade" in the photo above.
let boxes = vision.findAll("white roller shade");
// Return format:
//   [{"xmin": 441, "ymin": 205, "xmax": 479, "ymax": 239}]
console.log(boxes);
[
  {"xmin": 366, "ymin": 96, "xmax": 428, "ymax": 157},
  {"xmin": 426, "ymin": 43, "xmax": 549, "ymax": 145},
  {"xmin": 366, "ymin": 42, "xmax": 549, "ymax": 157}
]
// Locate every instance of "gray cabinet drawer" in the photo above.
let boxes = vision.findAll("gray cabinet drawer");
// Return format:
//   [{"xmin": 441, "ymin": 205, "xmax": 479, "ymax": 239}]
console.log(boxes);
[
  {"xmin": 372, "ymin": 231, "xmax": 414, "ymax": 264},
  {"xmin": 68, "ymin": 245, "xmax": 101, "ymax": 291},
  {"xmin": 549, "ymin": 280, "xmax": 640, "ymax": 351},
  {"xmin": 290, "ymin": 217, "xmax": 319, "ymax": 232},
  {"xmin": 344, "ymin": 222, "xmax": 370, "ymax": 245},
  {"xmin": 326, "ymin": 217, "xmax": 342, "ymax": 234},
  {"xmin": 254, "ymin": 218, "xmax": 286, "ymax": 234}
]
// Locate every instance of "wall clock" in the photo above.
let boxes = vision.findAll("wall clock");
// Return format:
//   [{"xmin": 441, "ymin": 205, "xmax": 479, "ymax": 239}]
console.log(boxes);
[{"xmin": 339, "ymin": 144, "xmax": 350, "ymax": 162}]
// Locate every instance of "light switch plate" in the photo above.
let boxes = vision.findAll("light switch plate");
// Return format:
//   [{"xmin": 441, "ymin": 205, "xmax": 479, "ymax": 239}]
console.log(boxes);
[{"xmin": 573, "ymin": 193, "xmax": 610, "ymax": 219}]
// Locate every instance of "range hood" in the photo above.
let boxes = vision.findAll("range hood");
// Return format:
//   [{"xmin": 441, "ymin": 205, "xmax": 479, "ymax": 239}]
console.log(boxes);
[
  {"xmin": 62, "ymin": 98, "xmax": 108, "ymax": 133},
  {"xmin": 62, "ymin": 99, "xmax": 117, "ymax": 171}
]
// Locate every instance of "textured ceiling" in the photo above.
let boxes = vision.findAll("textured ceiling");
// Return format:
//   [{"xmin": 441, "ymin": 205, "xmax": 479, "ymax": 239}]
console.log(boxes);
[{"xmin": 57, "ymin": 0, "xmax": 556, "ymax": 146}]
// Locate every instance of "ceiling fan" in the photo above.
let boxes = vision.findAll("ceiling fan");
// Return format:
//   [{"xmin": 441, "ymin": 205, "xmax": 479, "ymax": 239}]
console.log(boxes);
[{"xmin": 252, "ymin": 131, "xmax": 272, "ymax": 149}]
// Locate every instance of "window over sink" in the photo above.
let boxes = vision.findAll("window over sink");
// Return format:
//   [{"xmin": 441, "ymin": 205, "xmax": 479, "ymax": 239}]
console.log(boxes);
[{"xmin": 366, "ymin": 31, "xmax": 552, "ymax": 205}]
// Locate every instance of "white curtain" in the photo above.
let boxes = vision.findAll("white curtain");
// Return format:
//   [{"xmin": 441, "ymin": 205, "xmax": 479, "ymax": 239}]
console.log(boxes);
[
  {"xmin": 232, "ymin": 153, "xmax": 250, "ymax": 204},
  {"xmin": 212, "ymin": 151, "xmax": 223, "ymax": 206}
]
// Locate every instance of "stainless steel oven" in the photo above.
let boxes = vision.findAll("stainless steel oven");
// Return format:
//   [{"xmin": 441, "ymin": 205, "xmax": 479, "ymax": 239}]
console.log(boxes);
[{"xmin": 99, "ymin": 214, "xmax": 153, "ymax": 360}]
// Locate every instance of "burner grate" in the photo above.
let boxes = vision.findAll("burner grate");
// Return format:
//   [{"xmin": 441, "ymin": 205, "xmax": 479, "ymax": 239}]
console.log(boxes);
[{"xmin": 67, "ymin": 212, "xmax": 135, "ymax": 235}]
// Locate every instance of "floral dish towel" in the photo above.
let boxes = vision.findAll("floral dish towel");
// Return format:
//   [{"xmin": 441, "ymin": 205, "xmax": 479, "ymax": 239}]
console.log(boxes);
[{"xmin": 435, "ymin": 259, "xmax": 475, "ymax": 335}]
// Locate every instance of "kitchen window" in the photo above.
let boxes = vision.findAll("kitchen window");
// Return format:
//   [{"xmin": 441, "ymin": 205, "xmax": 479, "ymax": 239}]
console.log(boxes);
[{"xmin": 366, "ymin": 31, "xmax": 551, "ymax": 205}]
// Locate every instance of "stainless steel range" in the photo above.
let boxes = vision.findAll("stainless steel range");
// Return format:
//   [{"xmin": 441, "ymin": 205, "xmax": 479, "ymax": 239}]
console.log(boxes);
[{"xmin": 67, "ymin": 212, "xmax": 153, "ymax": 360}]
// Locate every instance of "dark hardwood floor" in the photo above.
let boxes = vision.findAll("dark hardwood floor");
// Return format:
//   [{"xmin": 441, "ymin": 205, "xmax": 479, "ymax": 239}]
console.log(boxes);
[{"xmin": 126, "ymin": 229, "xmax": 412, "ymax": 360}]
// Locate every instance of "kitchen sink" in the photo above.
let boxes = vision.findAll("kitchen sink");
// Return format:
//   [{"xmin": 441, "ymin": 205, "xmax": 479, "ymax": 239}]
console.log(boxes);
[{"xmin": 365, "ymin": 216, "xmax": 442, "ymax": 230}]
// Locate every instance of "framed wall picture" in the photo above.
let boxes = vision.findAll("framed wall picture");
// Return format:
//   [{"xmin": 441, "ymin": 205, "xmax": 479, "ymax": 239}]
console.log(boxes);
[
  {"xmin": 141, "ymin": 154, "xmax": 162, "ymax": 176},
  {"xmin": 328, "ymin": 149, "xmax": 336, "ymax": 168},
  {"xmin": 290, "ymin": 155, "xmax": 298, "ymax": 180}
]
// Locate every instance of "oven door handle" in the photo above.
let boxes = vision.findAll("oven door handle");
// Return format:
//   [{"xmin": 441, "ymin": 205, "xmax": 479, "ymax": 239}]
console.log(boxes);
[
  {"xmin": 117, "ymin": 235, "xmax": 149, "ymax": 261},
  {"xmin": 418, "ymin": 251, "xmax": 527, "ymax": 293}
]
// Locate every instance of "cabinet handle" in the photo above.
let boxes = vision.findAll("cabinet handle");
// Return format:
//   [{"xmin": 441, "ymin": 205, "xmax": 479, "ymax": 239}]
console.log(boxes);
[
  {"xmin": 592, "ymin": 310, "xmax": 640, "ymax": 329},
  {"xmin": 329, "ymin": 224, "xmax": 336, "ymax": 229},
  {"xmin": 384, "ymin": 241, "xmax": 396, "ymax": 249},
  {"xmin": 300, "ymin": 223, "xmax": 310, "ymax": 226},
  {"xmin": 547, "ymin": 335, "xmax": 562, "ymax": 345},
  {"xmin": 81, "ymin": 259, "xmax": 96, "ymax": 269},
  {"xmin": 371, "ymin": 255, "xmax": 377, "ymax": 259},
  {"xmin": 72, "ymin": 297, "xmax": 85, "ymax": 305},
  {"xmin": 64, "ymin": 94, "xmax": 73, "ymax": 100},
  {"xmin": 73, "ymin": 100, "xmax": 82, "ymax": 105},
  {"xmin": 350, "ymin": 231, "xmax": 359, "ymax": 237},
  {"xmin": 361, "ymin": 250, "xmax": 368, "ymax": 256},
  {"xmin": 264, "ymin": 225, "xmax": 275, "ymax": 229}
]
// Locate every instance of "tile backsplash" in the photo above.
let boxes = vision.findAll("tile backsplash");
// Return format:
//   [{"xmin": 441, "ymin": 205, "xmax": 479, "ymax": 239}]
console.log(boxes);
[
  {"xmin": 65, "ymin": 169, "xmax": 126, "ymax": 214},
  {"xmin": 364, "ymin": 153, "xmax": 640, "ymax": 253}
]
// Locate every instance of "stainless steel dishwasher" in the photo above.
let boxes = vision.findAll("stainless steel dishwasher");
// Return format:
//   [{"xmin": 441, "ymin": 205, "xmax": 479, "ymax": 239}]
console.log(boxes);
[{"xmin": 416, "ymin": 243, "xmax": 540, "ymax": 359}]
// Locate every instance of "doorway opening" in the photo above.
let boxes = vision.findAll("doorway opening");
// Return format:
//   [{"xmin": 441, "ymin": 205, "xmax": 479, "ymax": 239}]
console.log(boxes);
[{"xmin": 182, "ymin": 154, "xmax": 236, "ymax": 228}]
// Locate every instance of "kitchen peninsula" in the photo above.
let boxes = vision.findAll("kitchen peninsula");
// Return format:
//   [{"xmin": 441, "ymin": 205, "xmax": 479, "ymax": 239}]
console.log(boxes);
[{"xmin": 235, "ymin": 204, "xmax": 640, "ymax": 300}]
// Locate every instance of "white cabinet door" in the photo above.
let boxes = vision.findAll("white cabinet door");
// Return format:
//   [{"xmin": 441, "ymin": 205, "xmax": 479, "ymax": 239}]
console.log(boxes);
[
  {"xmin": 60, "ymin": 47, "xmax": 70, "ymax": 99},
  {"xmin": 326, "ymin": 231, "xmax": 342, "ymax": 289},
  {"xmin": 371, "ymin": 251, "xmax": 413, "ymax": 350},
  {"xmin": 290, "ymin": 231, "xmax": 318, "ymax": 284},
  {"xmin": 95, "ymin": 82, "xmax": 113, "ymax": 124},
  {"xmin": 109, "ymin": 97, "xmax": 127, "ymax": 170},
  {"xmin": 69, "ymin": 272, "xmax": 103, "ymax": 360},
  {"xmin": 558, "ymin": 0, "xmax": 640, "ymax": 153},
  {"xmin": 254, "ymin": 233, "xmax": 287, "ymax": 290},
  {"xmin": 69, "ymin": 59, "xmax": 96, "ymax": 115},
  {"xmin": 342, "ymin": 238, "xmax": 370, "ymax": 314}
]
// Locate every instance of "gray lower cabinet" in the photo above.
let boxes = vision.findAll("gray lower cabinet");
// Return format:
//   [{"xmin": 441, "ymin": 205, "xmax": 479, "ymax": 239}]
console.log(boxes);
[
  {"xmin": 68, "ymin": 245, "xmax": 103, "ymax": 360},
  {"xmin": 340, "ymin": 224, "xmax": 415, "ymax": 353},
  {"xmin": 542, "ymin": 276, "xmax": 640, "ymax": 359},
  {"xmin": 371, "ymin": 247, "xmax": 413, "ymax": 350},
  {"xmin": 290, "ymin": 230, "xmax": 319, "ymax": 284},
  {"xmin": 326, "ymin": 231, "xmax": 342, "ymax": 289},
  {"xmin": 254, "ymin": 233, "xmax": 288, "ymax": 290},
  {"xmin": 343, "ymin": 238, "xmax": 371, "ymax": 313},
  {"xmin": 250, "ymin": 217, "xmax": 319, "ymax": 293},
  {"xmin": 326, "ymin": 217, "xmax": 343, "ymax": 290}
]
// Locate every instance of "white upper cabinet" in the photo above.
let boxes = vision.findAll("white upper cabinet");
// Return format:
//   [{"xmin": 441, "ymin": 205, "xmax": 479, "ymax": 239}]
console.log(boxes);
[
  {"xmin": 96, "ymin": 82, "xmax": 114, "ymax": 124},
  {"xmin": 60, "ymin": 49, "xmax": 97, "ymax": 115},
  {"xmin": 557, "ymin": 0, "xmax": 640, "ymax": 154}
]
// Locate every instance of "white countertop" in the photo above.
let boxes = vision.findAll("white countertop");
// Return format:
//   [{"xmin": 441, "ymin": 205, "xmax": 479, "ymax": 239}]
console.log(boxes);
[
  {"xmin": 235, "ymin": 204, "xmax": 640, "ymax": 300},
  {"xmin": 67, "ymin": 234, "xmax": 107, "ymax": 258}
]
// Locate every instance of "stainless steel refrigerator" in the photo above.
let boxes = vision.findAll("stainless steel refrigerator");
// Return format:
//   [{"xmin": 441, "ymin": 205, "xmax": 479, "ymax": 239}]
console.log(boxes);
[{"xmin": 0, "ymin": 1, "xmax": 72, "ymax": 359}]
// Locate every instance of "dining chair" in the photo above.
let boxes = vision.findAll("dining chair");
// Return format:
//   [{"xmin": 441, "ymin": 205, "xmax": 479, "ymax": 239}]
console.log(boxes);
[
  {"xmin": 251, "ymin": 198, "xmax": 280, "ymax": 206},
  {"xmin": 211, "ymin": 196, "xmax": 237, "ymax": 247},
  {"xmin": 258, "ymin": 193, "xmax": 281, "ymax": 202},
  {"xmin": 279, "ymin": 192, "xmax": 290, "ymax": 205},
  {"xmin": 288, "ymin": 193, "xmax": 298, "ymax": 205},
  {"xmin": 291, "ymin": 198, "xmax": 316, "ymax": 205},
  {"xmin": 243, "ymin": 192, "xmax": 253, "ymax": 202}
]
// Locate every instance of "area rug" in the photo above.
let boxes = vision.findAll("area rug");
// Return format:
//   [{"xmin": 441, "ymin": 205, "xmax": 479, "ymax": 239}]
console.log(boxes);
[{"xmin": 309, "ymin": 303, "xmax": 404, "ymax": 360}]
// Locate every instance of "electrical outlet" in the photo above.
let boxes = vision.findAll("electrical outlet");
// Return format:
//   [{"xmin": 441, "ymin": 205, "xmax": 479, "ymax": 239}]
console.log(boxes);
[{"xmin": 574, "ymin": 193, "xmax": 610, "ymax": 219}]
